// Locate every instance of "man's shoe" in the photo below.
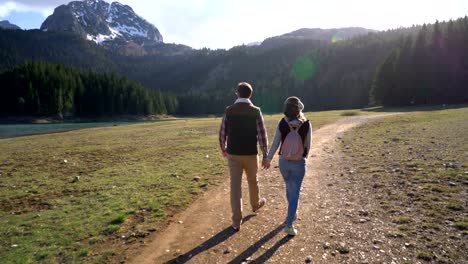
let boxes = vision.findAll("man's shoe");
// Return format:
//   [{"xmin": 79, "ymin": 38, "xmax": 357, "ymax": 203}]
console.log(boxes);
[
  {"xmin": 253, "ymin": 198, "xmax": 267, "ymax": 213},
  {"xmin": 284, "ymin": 225, "xmax": 297, "ymax": 236}
]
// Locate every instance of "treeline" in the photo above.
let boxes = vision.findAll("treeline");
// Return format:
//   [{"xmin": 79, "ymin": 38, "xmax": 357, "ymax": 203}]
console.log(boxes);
[
  {"xmin": 1, "ymin": 18, "xmax": 467, "ymax": 115},
  {"xmin": 372, "ymin": 17, "xmax": 468, "ymax": 105},
  {"xmin": 97, "ymin": 27, "xmax": 434, "ymax": 114},
  {"xmin": 174, "ymin": 34, "xmax": 412, "ymax": 114},
  {"xmin": 0, "ymin": 61, "xmax": 178, "ymax": 117},
  {"xmin": 0, "ymin": 27, "xmax": 413, "ymax": 114}
]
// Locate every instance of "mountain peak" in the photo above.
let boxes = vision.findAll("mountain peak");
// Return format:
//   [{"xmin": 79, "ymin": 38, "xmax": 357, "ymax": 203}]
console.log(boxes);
[
  {"xmin": 40, "ymin": 0, "xmax": 163, "ymax": 47},
  {"xmin": 0, "ymin": 20, "xmax": 21, "ymax": 30}
]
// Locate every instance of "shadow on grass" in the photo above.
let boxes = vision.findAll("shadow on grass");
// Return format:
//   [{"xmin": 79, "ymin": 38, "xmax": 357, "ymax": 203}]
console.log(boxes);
[
  {"xmin": 165, "ymin": 214, "xmax": 256, "ymax": 264},
  {"xmin": 227, "ymin": 223, "xmax": 288, "ymax": 264},
  {"xmin": 363, "ymin": 104, "xmax": 468, "ymax": 113}
]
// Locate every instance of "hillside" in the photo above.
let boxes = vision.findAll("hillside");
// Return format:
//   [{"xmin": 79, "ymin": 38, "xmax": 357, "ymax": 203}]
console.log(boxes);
[
  {"xmin": 1, "ymin": 8, "xmax": 467, "ymax": 116},
  {"xmin": 261, "ymin": 27, "xmax": 376, "ymax": 49},
  {"xmin": 0, "ymin": 26, "xmax": 401, "ymax": 115}
]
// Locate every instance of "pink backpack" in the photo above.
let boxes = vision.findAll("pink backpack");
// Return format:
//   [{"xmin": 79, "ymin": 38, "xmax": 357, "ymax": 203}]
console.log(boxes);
[{"xmin": 281, "ymin": 121, "xmax": 304, "ymax": 160}]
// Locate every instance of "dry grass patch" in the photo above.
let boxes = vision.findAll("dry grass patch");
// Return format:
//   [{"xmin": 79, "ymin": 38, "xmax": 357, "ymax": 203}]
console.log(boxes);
[{"xmin": 342, "ymin": 106, "xmax": 468, "ymax": 263}]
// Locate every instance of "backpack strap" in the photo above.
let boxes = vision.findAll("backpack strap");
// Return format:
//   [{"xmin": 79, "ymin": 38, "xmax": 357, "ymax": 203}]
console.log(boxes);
[{"xmin": 288, "ymin": 120, "xmax": 304, "ymax": 132}]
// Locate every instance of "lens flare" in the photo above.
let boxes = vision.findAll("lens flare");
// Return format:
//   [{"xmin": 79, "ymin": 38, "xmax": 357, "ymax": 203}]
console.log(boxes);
[
  {"xmin": 291, "ymin": 56, "xmax": 318, "ymax": 81},
  {"xmin": 331, "ymin": 34, "xmax": 343, "ymax": 43}
]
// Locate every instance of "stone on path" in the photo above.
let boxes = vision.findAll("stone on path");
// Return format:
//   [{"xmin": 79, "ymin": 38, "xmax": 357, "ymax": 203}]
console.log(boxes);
[{"xmin": 223, "ymin": 246, "xmax": 232, "ymax": 254}]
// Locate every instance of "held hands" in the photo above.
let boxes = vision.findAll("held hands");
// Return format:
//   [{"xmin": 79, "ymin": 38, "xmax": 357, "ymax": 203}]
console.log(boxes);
[
  {"xmin": 222, "ymin": 151, "xmax": 271, "ymax": 169},
  {"xmin": 262, "ymin": 159, "xmax": 271, "ymax": 170}
]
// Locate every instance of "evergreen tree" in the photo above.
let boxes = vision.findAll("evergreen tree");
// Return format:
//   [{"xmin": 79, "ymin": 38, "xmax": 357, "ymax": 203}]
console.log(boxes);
[{"xmin": 0, "ymin": 61, "xmax": 177, "ymax": 117}]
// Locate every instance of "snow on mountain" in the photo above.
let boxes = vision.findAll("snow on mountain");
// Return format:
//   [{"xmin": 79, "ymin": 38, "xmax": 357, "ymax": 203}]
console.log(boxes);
[{"xmin": 41, "ymin": 0, "xmax": 163, "ymax": 47}]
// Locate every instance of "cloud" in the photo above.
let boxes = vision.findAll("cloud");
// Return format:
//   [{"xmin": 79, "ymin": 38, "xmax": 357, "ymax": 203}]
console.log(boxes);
[
  {"xmin": 0, "ymin": 1, "xmax": 55, "ymax": 18},
  {"xmin": 0, "ymin": 2, "xmax": 15, "ymax": 17},
  {"xmin": 0, "ymin": 0, "xmax": 65, "ymax": 8}
]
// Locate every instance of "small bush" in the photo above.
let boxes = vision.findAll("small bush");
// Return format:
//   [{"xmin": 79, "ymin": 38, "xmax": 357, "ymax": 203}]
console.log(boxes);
[
  {"xmin": 35, "ymin": 251, "xmax": 50, "ymax": 261},
  {"xmin": 388, "ymin": 231, "xmax": 406, "ymax": 238},
  {"xmin": 417, "ymin": 251, "xmax": 434, "ymax": 261},
  {"xmin": 392, "ymin": 216, "xmax": 412, "ymax": 224},
  {"xmin": 78, "ymin": 248, "xmax": 89, "ymax": 257},
  {"xmin": 104, "ymin": 224, "xmax": 120, "ymax": 235},
  {"xmin": 109, "ymin": 214, "xmax": 126, "ymax": 225},
  {"xmin": 454, "ymin": 221, "xmax": 468, "ymax": 230},
  {"xmin": 430, "ymin": 185, "xmax": 444, "ymax": 193},
  {"xmin": 88, "ymin": 236, "xmax": 105, "ymax": 245},
  {"xmin": 341, "ymin": 111, "xmax": 360, "ymax": 116},
  {"xmin": 447, "ymin": 202, "xmax": 463, "ymax": 211},
  {"xmin": 398, "ymin": 225, "xmax": 411, "ymax": 231}
]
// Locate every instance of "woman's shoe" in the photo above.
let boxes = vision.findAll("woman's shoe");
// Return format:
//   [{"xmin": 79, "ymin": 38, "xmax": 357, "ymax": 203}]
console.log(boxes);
[
  {"xmin": 253, "ymin": 198, "xmax": 267, "ymax": 213},
  {"xmin": 284, "ymin": 225, "xmax": 297, "ymax": 236}
]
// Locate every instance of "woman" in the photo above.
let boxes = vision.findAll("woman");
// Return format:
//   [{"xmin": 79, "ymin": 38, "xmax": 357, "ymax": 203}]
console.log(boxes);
[{"xmin": 265, "ymin": 96, "xmax": 312, "ymax": 236}]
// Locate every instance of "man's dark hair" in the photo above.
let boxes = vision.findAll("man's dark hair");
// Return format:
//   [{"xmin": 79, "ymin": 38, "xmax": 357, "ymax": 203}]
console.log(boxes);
[{"xmin": 237, "ymin": 82, "xmax": 253, "ymax": 98}]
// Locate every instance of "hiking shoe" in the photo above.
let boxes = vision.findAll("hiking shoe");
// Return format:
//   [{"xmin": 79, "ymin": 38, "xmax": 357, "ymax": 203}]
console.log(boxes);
[
  {"xmin": 253, "ymin": 198, "xmax": 267, "ymax": 213},
  {"xmin": 284, "ymin": 225, "xmax": 297, "ymax": 236}
]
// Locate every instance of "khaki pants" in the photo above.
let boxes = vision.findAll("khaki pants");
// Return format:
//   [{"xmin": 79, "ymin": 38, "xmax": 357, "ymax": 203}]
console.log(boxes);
[{"xmin": 227, "ymin": 154, "xmax": 260, "ymax": 226}]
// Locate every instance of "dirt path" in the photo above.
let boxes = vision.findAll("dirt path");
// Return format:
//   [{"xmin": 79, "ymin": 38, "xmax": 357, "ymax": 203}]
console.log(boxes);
[{"xmin": 129, "ymin": 115, "xmax": 391, "ymax": 264}]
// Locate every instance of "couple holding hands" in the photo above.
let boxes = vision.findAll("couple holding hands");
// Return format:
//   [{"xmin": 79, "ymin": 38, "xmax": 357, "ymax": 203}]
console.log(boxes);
[{"xmin": 219, "ymin": 82, "xmax": 311, "ymax": 236}]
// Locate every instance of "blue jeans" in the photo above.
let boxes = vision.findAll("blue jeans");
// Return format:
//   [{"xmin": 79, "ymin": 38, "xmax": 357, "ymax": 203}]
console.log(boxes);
[{"xmin": 279, "ymin": 157, "xmax": 306, "ymax": 227}]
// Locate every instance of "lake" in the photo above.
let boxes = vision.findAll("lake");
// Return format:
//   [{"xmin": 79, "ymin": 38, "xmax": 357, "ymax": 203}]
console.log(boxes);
[{"xmin": 0, "ymin": 121, "xmax": 149, "ymax": 138}]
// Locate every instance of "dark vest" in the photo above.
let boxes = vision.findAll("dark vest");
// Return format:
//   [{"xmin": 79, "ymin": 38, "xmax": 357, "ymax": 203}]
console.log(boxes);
[
  {"xmin": 279, "ymin": 118, "xmax": 310, "ymax": 157},
  {"xmin": 225, "ymin": 103, "xmax": 261, "ymax": 155}
]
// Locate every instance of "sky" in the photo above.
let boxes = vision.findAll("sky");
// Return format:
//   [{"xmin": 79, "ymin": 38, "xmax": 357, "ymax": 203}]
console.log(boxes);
[{"xmin": 0, "ymin": 0, "xmax": 467, "ymax": 49}]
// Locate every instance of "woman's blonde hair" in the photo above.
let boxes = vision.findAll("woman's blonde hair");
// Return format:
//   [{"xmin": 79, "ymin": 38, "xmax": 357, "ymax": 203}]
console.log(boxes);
[{"xmin": 283, "ymin": 96, "xmax": 306, "ymax": 121}]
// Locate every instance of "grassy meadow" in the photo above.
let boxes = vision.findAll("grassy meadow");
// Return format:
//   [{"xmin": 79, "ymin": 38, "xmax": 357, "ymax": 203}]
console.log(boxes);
[
  {"xmin": 0, "ymin": 109, "xmax": 357, "ymax": 263},
  {"xmin": 342, "ymin": 106, "xmax": 468, "ymax": 262}
]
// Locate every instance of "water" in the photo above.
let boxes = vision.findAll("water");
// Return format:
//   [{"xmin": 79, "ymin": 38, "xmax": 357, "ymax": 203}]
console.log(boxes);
[{"xmin": 0, "ymin": 121, "xmax": 147, "ymax": 138}]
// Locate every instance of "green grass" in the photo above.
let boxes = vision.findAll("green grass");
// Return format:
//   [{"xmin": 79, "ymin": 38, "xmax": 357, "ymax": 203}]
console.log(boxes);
[
  {"xmin": 0, "ymin": 109, "xmax": 362, "ymax": 263},
  {"xmin": 343, "ymin": 106, "xmax": 468, "ymax": 262}
]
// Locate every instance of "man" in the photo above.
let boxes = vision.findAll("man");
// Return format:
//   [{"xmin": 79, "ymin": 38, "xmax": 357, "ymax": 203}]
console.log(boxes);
[{"xmin": 219, "ymin": 82, "xmax": 270, "ymax": 231}]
